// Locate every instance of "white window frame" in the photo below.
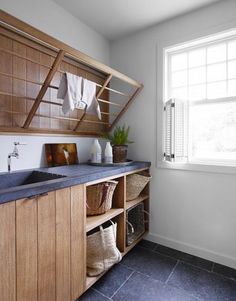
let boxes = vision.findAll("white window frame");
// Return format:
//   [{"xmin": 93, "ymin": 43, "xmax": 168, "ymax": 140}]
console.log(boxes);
[{"xmin": 157, "ymin": 27, "xmax": 236, "ymax": 175}]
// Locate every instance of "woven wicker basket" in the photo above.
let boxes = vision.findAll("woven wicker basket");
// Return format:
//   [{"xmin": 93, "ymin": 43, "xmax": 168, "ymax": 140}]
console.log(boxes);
[
  {"xmin": 126, "ymin": 203, "xmax": 145, "ymax": 246},
  {"xmin": 86, "ymin": 180, "xmax": 118, "ymax": 216},
  {"xmin": 126, "ymin": 173, "xmax": 151, "ymax": 201}
]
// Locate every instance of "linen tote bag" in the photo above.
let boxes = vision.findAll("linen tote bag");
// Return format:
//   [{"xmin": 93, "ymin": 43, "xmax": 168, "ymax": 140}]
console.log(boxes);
[{"xmin": 87, "ymin": 221, "xmax": 122, "ymax": 276}]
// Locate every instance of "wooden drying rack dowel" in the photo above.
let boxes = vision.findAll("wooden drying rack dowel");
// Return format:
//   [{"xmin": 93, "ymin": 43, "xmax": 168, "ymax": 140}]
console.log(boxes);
[
  {"xmin": 0, "ymin": 74, "xmax": 124, "ymax": 109},
  {"xmin": 0, "ymin": 48, "xmax": 131, "ymax": 97},
  {"xmin": 0, "ymin": 91, "xmax": 121, "ymax": 114},
  {"xmin": 2, "ymin": 109, "xmax": 110, "ymax": 125},
  {"xmin": 0, "ymin": 10, "xmax": 143, "ymax": 136},
  {"xmin": 0, "ymin": 48, "xmax": 130, "ymax": 99}
]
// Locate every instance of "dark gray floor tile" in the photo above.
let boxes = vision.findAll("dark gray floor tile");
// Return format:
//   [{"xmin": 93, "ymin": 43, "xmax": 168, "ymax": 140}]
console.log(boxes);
[
  {"xmin": 138, "ymin": 239, "xmax": 157, "ymax": 250},
  {"xmin": 113, "ymin": 271, "xmax": 199, "ymax": 301},
  {"xmin": 168, "ymin": 261, "xmax": 236, "ymax": 301},
  {"xmin": 121, "ymin": 246, "xmax": 177, "ymax": 282},
  {"xmin": 79, "ymin": 288, "xmax": 110, "ymax": 300},
  {"xmin": 154, "ymin": 244, "xmax": 213, "ymax": 271},
  {"xmin": 93, "ymin": 264, "xmax": 133, "ymax": 298},
  {"xmin": 213, "ymin": 263, "xmax": 236, "ymax": 281}
]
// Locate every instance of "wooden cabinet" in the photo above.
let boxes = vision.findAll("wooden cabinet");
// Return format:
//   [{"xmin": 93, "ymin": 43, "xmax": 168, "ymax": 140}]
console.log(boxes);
[
  {"xmin": 0, "ymin": 167, "xmax": 150, "ymax": 301},
  {"xmin": 0, "ymin": 184, "xmax": 86, "ymax": 301}
]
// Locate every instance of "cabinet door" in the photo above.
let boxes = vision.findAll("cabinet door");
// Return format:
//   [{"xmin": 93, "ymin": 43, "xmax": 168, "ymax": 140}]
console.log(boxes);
[
  {"xmin": 38, "ymin": 192, "xmax": 56, "ymax": 301},
  {"xmin": 16, "ymin": 197, "xmax": 38, "ymax": 301},
  {"xmin": 0, "ymin": 184, "xmax": 86, "ymax": 301},
  {"xmin": 55, "ymin": 185, "xmax": 86, "ymax": 301},
  {"xmin": 55, "ymin": 188, "xmax": 71, "ymax": 301},
  {"xmin": 0, "ymin": 201, "xmax": 16, "ymax": 301}
]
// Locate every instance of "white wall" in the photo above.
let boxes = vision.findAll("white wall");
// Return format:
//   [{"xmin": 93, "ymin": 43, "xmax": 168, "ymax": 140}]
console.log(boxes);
[
  {"xmin": 0, "ymin": 0, "xmax": 110, "ymax": 64},
  {"xmin": 111, "ymin": 0, "xmax": 236, "ymax": 268},
  {"xmin": 0, "ymin": 0, "xmax": 110, "ymax": 172}
]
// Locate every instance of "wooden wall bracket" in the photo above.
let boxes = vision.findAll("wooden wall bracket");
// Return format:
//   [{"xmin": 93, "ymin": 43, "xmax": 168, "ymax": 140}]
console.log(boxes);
[
  {"xmin": 23, "ymin": 50, "xmax": 65, "ymax": 128},
  {"xmin": 109, "ymin": 85, "xmax": 143, "ymax": 131}
]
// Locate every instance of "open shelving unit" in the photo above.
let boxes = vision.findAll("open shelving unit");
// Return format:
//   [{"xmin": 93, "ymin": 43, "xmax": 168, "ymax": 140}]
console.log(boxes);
[
  {"xmin": 0, "ymin": 165, "xmax": 151, "ymax": 301},
  {"xmin": 85, "ymin": 167, "xmax": 150, "ymax": 289}
]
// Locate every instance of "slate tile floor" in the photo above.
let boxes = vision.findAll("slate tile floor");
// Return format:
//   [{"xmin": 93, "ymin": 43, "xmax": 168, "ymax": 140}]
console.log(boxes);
[{"xmin": 79, "ymin": 240, "xmax": 236, "ymax": 301}]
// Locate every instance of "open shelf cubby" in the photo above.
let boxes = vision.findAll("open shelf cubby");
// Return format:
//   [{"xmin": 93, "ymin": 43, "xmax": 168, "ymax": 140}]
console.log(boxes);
[{"xmin": 85, "ymin": 168, "xmax": 150, "ymax": 289}]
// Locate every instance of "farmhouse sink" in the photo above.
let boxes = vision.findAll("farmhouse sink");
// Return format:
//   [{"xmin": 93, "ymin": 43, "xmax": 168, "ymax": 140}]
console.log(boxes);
[{"xmin": 0, "ymin": 170, "xmax": 66, "ymax": 190}]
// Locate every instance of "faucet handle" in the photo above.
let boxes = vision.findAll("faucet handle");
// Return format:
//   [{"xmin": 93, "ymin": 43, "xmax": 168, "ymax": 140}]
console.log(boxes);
[{"xmin": 14, "ymin": 142, "xmax": 27, "ymax": 146}]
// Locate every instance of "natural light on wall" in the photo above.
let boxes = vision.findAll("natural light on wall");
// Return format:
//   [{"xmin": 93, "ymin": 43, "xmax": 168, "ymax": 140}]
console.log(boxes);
[{"xmin": 164, "ymin": 29, "xmax": 236, "ymax": 166}]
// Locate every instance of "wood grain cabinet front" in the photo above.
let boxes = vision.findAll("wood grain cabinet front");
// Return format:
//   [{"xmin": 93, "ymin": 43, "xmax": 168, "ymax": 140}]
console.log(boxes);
[
  {"xmin": 0, "ymin": 167, "xmax": 150, "ymax": 300},
  {"xmin": 0, "ymin": 184, "xmax": 86, "ymax": 301}
]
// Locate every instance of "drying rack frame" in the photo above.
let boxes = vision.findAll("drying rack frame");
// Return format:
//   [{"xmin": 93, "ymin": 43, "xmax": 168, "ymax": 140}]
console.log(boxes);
[{"xmin": 0, "ymin": 10, "xmax": 143, "ymax": 136}]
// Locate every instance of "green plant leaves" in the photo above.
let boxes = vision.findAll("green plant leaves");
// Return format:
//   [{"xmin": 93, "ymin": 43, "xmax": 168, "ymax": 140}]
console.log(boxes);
[{"xmin": 103, "ymin": 125, "xmax": 134, "ymax": 145}]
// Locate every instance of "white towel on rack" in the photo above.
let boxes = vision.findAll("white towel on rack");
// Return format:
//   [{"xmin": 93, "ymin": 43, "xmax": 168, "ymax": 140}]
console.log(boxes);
[
  {"xmin": 57, "ymin": 72, "xmax": 101, "ymax": 119},
  {"xmin": 82, "ymin": 78, "xmax": 101, "ymax": 120},
  {"xmin": 57, "ymin": 72, "xmax": 85, "ymax": 114}
]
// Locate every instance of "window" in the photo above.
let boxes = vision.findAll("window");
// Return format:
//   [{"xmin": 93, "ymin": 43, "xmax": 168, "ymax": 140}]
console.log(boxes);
[{"xmin": 164, "ymin": 30, "xmax": 236, "ymax": 166}]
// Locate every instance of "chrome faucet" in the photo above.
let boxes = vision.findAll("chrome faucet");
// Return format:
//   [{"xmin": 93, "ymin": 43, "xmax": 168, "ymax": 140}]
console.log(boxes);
[{"xmin": 8, "ymin": 142, "xmax": 26, "ymax": 172}]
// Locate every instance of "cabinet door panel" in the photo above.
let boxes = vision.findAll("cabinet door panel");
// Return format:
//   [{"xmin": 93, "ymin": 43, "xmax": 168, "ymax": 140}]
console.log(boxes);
[
  {"xmin": 56, "ymin": 188, "xmax": 71, "ymax": 301},
  {"xmin": 0, "ymin": 201, "xmax": 16, "ymax": 301},
  {"xmin": 0, "ymin": 184, "xmax": 86, "ymax": 301},
  {"xmin": 71, "ymin": 185, "xmax": 86, "ymax": 300},
  {"xmin": 16, "ymin": 198, "xmax": 37, "ymax": 301},
  {"xmin": 38, "ymin": 192, "xmax": 56, "ymax": 301}
]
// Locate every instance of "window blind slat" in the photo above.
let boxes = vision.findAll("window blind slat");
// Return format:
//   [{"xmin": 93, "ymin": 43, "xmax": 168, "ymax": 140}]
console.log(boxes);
[
  {"xmin": 164, "ymin": 98, "xmax": 188, "ymax": 162},
  {"xmin": 164, "ymin": 99, "xmax": 174, "ymax": 161},
  {"xmin": 174, "ymin": 99, "xmax": 188, "ymax": 162}
]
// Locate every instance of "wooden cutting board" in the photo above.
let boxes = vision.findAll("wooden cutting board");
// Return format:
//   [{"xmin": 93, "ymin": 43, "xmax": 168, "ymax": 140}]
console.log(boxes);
[{"xmin": 45, "ymin": 143, "xmax": 79, "ymax": 167}]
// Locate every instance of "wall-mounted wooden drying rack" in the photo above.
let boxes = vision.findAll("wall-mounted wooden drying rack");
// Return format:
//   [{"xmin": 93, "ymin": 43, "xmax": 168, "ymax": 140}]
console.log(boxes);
[{"xmin": 0, "ymin": 10, "xmax": 143, "ymax": 136}]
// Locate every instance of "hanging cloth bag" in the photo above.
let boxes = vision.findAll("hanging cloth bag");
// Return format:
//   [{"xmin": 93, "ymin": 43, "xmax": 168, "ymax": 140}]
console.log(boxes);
[{"xmin": 87, "ymin": 221, "xmax": 122, "ymax": 276}]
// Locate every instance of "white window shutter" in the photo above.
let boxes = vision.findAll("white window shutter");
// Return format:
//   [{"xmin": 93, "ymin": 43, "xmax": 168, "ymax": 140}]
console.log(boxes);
[
  {"xmin": 164, "ymin": 98, "xmax": 188, "ymax": 162},
  {"xmin": 164, "ymin": 99, "xmax": 174, "ymax": 161}
]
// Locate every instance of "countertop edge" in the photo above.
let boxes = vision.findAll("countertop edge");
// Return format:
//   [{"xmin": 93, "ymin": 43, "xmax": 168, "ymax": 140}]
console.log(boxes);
[{"xmin": 0, "ymin": 161, "xmax": 151, "ymax": 205}]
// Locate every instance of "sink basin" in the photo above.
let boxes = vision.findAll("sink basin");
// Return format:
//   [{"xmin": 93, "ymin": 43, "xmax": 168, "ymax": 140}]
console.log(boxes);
[{"xmin": 0, "ymin": 170, "xmax": 66, "ymax": 190}]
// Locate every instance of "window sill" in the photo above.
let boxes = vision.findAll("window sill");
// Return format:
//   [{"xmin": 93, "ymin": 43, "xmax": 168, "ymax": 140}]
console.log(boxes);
[{"xmin": 157, "ymin": 160, "xmax": 236, "ymax": 175}]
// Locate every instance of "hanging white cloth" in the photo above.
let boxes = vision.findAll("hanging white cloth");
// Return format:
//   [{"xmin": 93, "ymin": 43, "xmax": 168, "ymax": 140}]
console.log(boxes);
[
  {"xmin": 57, "ymin": 72, "xmax": 85, "ymax": 114},
  {"xmin": 57, "ymin": 72, "xmax": 101, "ymax": 119},
  {"xmin": 82, "ymin": 78, "xmax": 101, "ymax": 120}
]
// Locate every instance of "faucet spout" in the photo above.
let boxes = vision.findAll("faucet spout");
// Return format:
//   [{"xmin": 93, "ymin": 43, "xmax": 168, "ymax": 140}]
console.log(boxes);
[
  {"xmin": 7, "ymin": 142, "xmax": 26, "ymax": 172},
  {"xmin": 7, "ymin": 155, "xmax": 12, "ymax": 172},
  {"xmin": 8, "ymin": 152, "xmax": 19, "ymax": 172}
]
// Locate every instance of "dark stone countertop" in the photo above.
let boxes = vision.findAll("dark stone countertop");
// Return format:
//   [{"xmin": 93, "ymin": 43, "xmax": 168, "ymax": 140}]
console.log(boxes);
[{"xmin": 0, "ymin": 161, "xmax": 151, "ymax": 205}]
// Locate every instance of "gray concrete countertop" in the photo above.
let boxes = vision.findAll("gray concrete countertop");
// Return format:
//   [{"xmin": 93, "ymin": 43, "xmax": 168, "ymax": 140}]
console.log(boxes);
[{"xmin": 0, "ymin": 161, "xmax": 151, "ymax": 204}]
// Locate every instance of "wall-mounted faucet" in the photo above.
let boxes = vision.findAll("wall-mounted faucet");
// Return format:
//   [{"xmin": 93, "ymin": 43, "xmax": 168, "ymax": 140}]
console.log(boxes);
[{"xmin": 8, "ymin": 142, "xmax": 26, "ymax": 172}]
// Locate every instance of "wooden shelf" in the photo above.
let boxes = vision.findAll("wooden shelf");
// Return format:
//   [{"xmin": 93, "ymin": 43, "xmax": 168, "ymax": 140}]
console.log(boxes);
[
  {"xmin": 124, "ymin": 231, "xmax": 148, "ymax": 255},
  {"xmin": 86, "ymin": 208, "xmax": 124, "ymax": 232},
  {"xmin": 86, "ymin": 272, "xmax": 106, "ymax": 290},
  {"xmin": 85, "ymin": 168, "xmax": 150, "ymax": 295},
  {"xmin": 126, "ymin": 194, "xmax": 149, "ymax": 210}
]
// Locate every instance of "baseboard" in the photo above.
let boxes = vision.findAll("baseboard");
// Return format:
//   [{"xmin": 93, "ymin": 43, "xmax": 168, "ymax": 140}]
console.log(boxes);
[{"xmin": 146, "ymin": 232, "xmax": 236, "ymax": 269}]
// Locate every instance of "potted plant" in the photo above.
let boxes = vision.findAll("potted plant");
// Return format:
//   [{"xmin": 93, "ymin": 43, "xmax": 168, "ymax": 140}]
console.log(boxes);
[{"xmin": 104, "ymin": 125, "xmax": 133, "ymax": 163}]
